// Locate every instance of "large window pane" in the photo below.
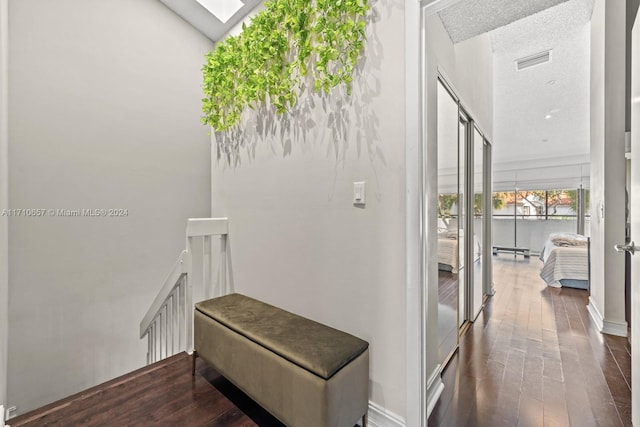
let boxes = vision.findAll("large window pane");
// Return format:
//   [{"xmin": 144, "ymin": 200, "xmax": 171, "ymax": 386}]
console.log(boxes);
[{"xmin": 492, "ymin": 189, "xmax": 585, "ymax": 254}]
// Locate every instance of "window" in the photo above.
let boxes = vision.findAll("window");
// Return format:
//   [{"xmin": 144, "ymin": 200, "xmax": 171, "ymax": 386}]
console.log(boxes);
[
  {"xmin": 196, "ymin": 0, "xmax": 243, "ymax": 23},
  {"xmin": 492, "ymin": 189, "xmax": 590, "ymax": 220}
]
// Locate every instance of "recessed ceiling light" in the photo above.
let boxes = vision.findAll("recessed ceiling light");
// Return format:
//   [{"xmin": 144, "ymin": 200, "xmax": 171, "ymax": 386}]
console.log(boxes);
[
  {"xmin": 547, "ymin": 80, "xmax": 556, "ymax": 85},
  {"xmin": 545, "ymin": 114, "xmax": 552, "ymax": 119},
  {"xmin": 196, "ymin": 0, "xmax": 243, "ymax": 23}
]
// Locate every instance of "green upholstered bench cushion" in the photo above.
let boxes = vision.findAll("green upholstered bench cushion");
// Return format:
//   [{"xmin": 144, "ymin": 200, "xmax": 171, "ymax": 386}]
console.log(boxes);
[{"xmin": 195, "ymin": 293, "xmax": 369, "ymax": 380}]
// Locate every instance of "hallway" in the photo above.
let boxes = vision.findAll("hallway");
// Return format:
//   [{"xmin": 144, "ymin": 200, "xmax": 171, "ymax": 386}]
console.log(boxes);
[{"xmin": 429, "ymin": 255, "xmax": 631, "ymax": 427}]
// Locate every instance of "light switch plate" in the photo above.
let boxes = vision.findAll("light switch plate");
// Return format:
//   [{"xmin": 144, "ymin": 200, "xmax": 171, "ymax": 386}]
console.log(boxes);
[{"xmin": 353, "ymin": 181, "xmax": 366, "ymax": 205}]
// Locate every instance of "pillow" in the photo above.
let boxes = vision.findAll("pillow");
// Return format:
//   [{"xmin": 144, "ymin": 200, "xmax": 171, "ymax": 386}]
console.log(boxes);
[{"xmin": 550, "ymin": 232, "xmax": 588, "ymax": 247}]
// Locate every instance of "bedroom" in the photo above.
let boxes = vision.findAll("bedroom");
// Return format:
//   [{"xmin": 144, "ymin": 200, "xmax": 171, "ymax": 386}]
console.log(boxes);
[{"xmin": 431, "ymin": 0, "xmax": 633, "ymax": 424}]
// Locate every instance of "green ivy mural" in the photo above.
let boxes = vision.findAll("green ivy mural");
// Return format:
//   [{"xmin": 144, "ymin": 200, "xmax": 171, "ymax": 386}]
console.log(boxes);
[{"xmin": 201, "ymin": 0, "xmax": 369, "ymax": 131}]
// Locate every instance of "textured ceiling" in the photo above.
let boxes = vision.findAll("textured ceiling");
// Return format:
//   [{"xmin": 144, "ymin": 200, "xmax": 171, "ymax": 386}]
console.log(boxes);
[
  {"xmin": 158, "ymin": 0, "xmax": 262, "ymax": 41},
  {"xmin": 438, "ymin": 0, "xmax": 570, "ymax": 43},
  {"xmin": 491, "ymin": 0, "xmax": 594, "ymax": 166},
  {"xmin": 436, "ymin": 0, "xmax": 595, "ymax": 186}
]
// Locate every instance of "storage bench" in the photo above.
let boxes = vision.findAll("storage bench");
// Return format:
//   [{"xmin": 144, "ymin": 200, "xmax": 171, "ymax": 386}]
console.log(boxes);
[{"xmin": 193, "ymin": 293, "xmax": 370, "ymax": 427}]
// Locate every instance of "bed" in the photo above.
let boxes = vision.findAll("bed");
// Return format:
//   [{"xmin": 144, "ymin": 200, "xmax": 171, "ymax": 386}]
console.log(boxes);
[
  {"xmin": 438, "ymin": 231, "xmax": 459, "ymax": 272},
  {"xmin": 438, "ymin": 231, "xmax": 481, "ymax": 273},
  {"xmin": 539, "ymin": 233, "xmax": 590, "ymax": 289}
]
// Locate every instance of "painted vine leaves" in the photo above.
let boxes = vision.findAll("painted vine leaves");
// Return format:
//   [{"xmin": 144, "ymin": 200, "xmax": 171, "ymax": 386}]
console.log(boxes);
[{"xmin": 201, "ymin": 0, "xmax": 369, "ymax": 132}]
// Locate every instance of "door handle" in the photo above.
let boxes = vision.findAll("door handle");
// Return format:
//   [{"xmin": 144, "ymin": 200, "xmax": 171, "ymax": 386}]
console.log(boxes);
[{"xmin": 615, "ymin": 241, "xmax": 638, "ymax": 255}]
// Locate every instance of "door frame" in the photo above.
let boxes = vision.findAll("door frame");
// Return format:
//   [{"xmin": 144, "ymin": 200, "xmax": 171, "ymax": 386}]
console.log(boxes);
[
  {"xmin": 630, "ymin": 6, "xmax": 639, "ymax": 426},
  {"xmin": 405, "ymin": 0, "xmax": 480, "ymax": 425}
]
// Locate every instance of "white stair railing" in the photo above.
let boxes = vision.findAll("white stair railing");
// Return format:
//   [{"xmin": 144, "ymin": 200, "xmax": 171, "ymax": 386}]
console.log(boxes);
[{"xmin": 139, "ymin": 218, "xmax": 231, "ymax": 364}]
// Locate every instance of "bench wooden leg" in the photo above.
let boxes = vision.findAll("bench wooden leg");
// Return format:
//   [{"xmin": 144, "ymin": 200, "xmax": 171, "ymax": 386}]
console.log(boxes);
[
  {"xmin": 362, "ymin": 412, "xmax": 368, "ymax": 427},
  {"xmin": 192, "ymin": 350, "xmax": 198, "ymax": 376}
]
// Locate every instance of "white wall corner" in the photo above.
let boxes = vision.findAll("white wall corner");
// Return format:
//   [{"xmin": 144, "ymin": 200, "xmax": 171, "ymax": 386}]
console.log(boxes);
[
  {"xmin": 1, "ymin": 404, "xmax": 6, "ymax": 427},
  {"xmin": 587, "ymin": 297, "xmax": 605, "ymax": 332},
  {"xmin": 602, "ymin": 319, "xmax": 628, "ymax": 337},
  {"xmin": 0, "ymin": 0, "xmax": 9, "ymax": 413},
  {"xmin": 405, "ymin": 0, "xmax": 426, "ymax": 426},
  {"xmin": 587, "ymin": 297, "xmax": 628, "ymax": 337},
  {"xmin": 366, "ymin": 401, "xmax": 406, "ymax": 427},
  {"xmin": 426, "ymin": 365, "xmax": 445, "ymax": 417}
]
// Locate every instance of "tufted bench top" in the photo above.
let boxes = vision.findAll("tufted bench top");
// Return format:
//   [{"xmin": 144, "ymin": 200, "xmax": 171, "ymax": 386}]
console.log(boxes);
[{"xmin": 195, "ymin": 293, "xmax": 369, "ymax": 380}]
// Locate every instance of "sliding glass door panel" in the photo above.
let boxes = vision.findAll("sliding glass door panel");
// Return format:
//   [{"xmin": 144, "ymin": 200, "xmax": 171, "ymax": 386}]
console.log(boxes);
[
  {"xmin": 472, "ymin": 127, "xmax": 484, "ymax": 320},
  {"xmin": 436, "ymin": 80, "xmax": 460, "ymax": 366},
  {"xmin": 436, "ymin": 78, "xmax": 493, "ymax": 363},
  {"xmin": 458, "ymin": 118, "xmax": 468, "ymax": 328}
]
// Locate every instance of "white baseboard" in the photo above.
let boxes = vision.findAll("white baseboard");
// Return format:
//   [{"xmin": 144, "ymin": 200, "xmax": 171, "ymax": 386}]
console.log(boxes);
[
  {"xmin": 426, "ymin": 364, "xmax": 444, "ymax": 418},
  {"xmin": 587, "ymin": 297, "xmax": 604, "ymax": 332},
  {"xmin": 602, "ymin": 319, "xmax": 628, "ymax": 337},
  {"xmin": 587, "ymin": 298, "xmax": 628, "ymax": 337},
  {"xmin": 366, "ymin": 401, "xmax": 406, "ymax": 427},
  {"xmin": 1, "ymin": 404, "xmax": 7, "ymax": 427}
]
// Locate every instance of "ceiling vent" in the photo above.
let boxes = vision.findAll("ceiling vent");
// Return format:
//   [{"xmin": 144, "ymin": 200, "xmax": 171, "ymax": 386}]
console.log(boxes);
[{"xmin": 515, "ymin": 50, "xmax": 552, "ymax": 71}]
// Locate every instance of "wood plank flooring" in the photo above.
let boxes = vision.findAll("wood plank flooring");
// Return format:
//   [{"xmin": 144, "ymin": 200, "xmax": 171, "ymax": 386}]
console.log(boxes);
[
  {"xmin": 9, "ymin": 255, "xmax": 631, "ymax": 426},
  {"xmin": 9, "ymin": 353, "xmax": 366, "ymax": 426},
  {"xmin": 439, "ymin": 269, "xmax": 460, "ymax": 363},
  {"xmin": 439, "ymin": 270, "xmax": 458, "ymax": 311},
  {"xmin": 8, "ymin": 352, "xmax": 284, "ymax": 426},
  {"xmin": 429, "ymin": 254, "xmax": 632, "ymax": 427}
]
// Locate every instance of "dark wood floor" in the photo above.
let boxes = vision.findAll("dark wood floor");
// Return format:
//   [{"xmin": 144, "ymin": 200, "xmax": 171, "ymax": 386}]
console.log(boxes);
[
  {"xmin": 439, "ymin": 268, "xmax": 460, "ymax": 363},
  {"xmin": 439, "ymin": 269, "xmax": 458, "ymax": 311},
  {"xmin": 429, "ymin": 255, "xmax": 632, "ymax": 427},
  {"xmin": 9, "ymin": 255, "xmax": 631, "ymax": 426},
  {"xmin": 9, "ymin": 352, "xmax": 285, "ymax": 426}
]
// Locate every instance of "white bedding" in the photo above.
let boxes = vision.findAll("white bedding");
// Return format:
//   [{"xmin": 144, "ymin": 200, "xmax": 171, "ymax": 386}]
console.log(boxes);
[
  {"xmin": 540, "ymin": 235, "xmax": 589, "ymax": 287},
  {"xmin": 438, "ymin": 237, "xmax": 458, "ymax": 271},
  {"xmin": 438, "ymin": 234, "xmax": 481, "ymax": 271}
]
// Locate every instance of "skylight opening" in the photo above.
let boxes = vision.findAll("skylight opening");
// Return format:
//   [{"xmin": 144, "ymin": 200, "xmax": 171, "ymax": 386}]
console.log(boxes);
[{"xmin": 196, "ymin": 0, "xmax": 243, "ymax": 24}]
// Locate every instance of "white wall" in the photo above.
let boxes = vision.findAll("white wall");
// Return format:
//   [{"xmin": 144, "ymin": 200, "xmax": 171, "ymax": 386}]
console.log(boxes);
[
  {"xmin": 210, "ymin": 0, "xmax": 406, "ymax": 418},
  {"xmin": 626, "ymin": 0, "xmax": 640, "ymax": 131},
  {"xmin": 404, "ymin": 1, "xmax": 423, "ymax": 424},
  {"xmin": 630, "ymin": 7, "xmax": 640, "ymax": 426},
  {"xmin": 427, "ymin": 16, "xmax": 494, "ymax": 140},
  {"xmin": 7, "ymin": 0, "xmax": 212, "ymax": 414},
  {"xmin": 493, "ymin": 155, "xmax": 590, "ymax": 192},
  {"xmin": 424, "ymin": 12, "xmax": 494, "ymax": 388},
  {"xmin": 589, "ymin": 0, "xmax": 627, "ymax": 335},
  {"xmin": 0, "ymin": 0, "xmax": 8, "ymax": 411}
]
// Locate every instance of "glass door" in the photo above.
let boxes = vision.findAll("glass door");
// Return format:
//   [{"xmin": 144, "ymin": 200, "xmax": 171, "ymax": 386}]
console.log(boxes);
[
  {"xmin": 436, "ymin": 80, "xmax": 460, "ymax": 365},
  {"xmin": 436, "ymin": 78, "xmax": 492, "ymax": 365},
  {"xmin": 472, "ymin": 127, "xmax": 484, "ymax": 320},
  {"xmin": 458, "ymin": 116, "xmax": 468, "ymax": 328}
]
